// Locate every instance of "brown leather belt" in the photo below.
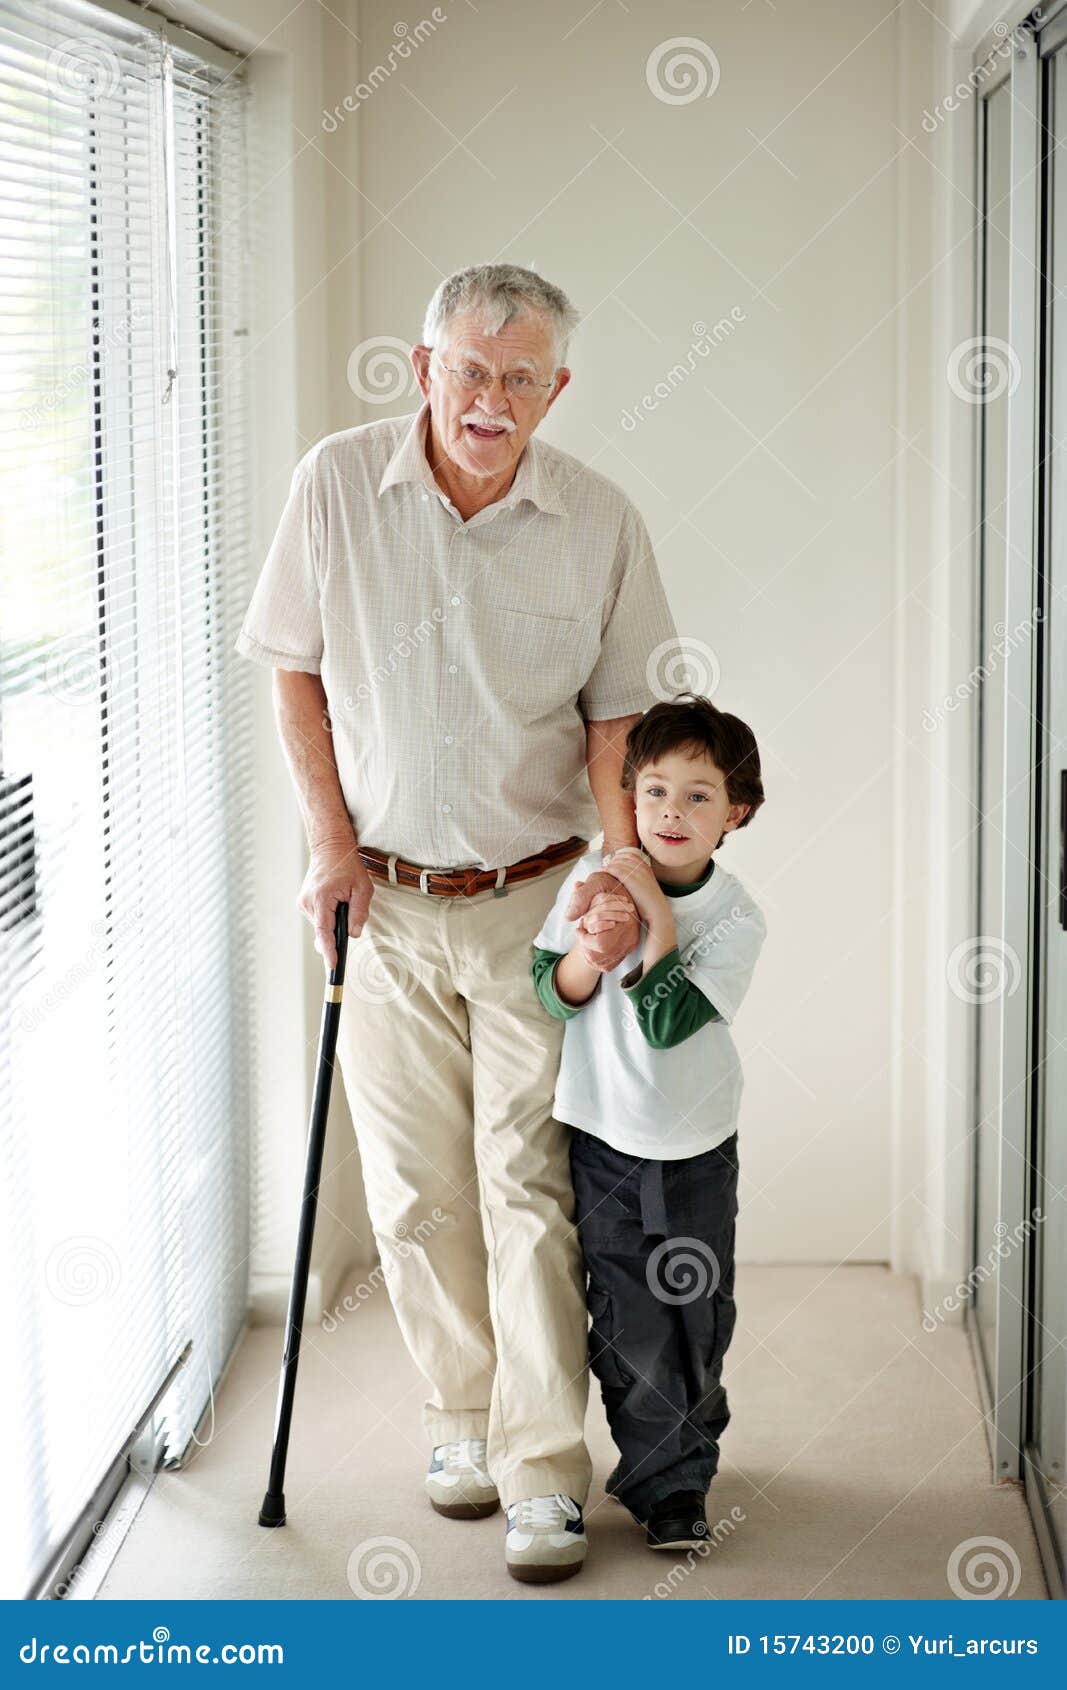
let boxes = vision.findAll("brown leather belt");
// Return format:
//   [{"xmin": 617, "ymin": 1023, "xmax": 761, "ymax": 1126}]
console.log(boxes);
[{"xmin": 357, "ymin": 835, "xmax": 588, "ymax": 898}]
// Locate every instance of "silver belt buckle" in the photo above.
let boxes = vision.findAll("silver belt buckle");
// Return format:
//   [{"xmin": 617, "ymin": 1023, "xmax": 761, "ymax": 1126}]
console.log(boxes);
[
  {"xmin": 418, "ymin": 859, "xmax": 509, "ymax": 898},
  {"xmin": 418, "ymin": 858, "xmax": 483, "ymax": 897}
]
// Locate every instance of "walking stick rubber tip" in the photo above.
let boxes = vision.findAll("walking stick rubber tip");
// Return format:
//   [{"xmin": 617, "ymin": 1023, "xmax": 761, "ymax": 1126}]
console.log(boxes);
[{"xmin": 258, "ymin": 1492, "xmax": 287, "ymax": 1527}]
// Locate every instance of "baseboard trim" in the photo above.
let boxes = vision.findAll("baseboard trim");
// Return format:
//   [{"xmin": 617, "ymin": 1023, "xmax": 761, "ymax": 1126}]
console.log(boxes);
[{"xmin": 918, "ymin": 1272, "xmax": 968, "ymax": 1328}]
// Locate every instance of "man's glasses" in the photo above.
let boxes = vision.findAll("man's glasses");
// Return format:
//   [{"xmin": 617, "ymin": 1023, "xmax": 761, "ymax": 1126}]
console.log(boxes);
[{"xmin": 434, "ymin": 354, "xmax": 557, "ymax": 399}]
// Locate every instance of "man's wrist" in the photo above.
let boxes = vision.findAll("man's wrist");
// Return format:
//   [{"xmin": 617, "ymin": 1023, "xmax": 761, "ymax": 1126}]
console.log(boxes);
[
  {"xmin": 310, "ymin": 828, "xmax": 357, "ymax": 854},
  {"xmin": 603, "ymin": 844, "xmax": 650, "ymax": 868}
]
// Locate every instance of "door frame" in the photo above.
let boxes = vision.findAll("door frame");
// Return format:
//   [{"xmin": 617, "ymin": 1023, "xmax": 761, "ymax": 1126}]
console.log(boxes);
[
  {"xmin": 966, "ymin": 19, "xmax": 1040, "ymax": 1489},
  {"xmin": 1021, "ymin": 2, "xmax": 1067, "ymax": 1605}
]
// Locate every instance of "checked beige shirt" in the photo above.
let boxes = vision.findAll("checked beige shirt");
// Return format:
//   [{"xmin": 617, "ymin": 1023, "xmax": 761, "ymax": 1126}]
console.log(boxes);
[{"xmin": 235, "ymin": 399, "xmax": 678, "ymax": 870}]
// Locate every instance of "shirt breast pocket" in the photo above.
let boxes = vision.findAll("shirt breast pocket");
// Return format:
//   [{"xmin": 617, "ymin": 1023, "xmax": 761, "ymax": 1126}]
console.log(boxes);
[{"xmin": 482, "ymin": 603, "xmax": 599, "ymax": 725}]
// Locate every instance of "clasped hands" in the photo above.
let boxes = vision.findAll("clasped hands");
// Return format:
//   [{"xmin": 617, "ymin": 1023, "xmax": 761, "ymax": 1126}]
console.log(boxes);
[{"xmin": 562, "ymin": 849, "xmax": 667, "ymax": 974}]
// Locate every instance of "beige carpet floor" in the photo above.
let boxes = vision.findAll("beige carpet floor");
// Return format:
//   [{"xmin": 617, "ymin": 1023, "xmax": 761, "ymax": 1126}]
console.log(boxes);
[{"xmin": 98, "ymin": 1265, "xmax": 1048, "ymax": 1601}]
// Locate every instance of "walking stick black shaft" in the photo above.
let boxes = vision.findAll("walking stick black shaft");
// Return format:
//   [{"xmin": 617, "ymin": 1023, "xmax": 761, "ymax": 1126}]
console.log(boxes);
[{"xmin": 259, "ymin": 901, "xmax": 350, "ymax": 1527}]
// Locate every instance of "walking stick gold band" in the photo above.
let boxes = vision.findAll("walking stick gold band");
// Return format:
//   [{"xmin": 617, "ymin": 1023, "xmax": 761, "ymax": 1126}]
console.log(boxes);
[{"xmin": 325, "ymin": 984, "xmax": 343, "ymax": 1003}]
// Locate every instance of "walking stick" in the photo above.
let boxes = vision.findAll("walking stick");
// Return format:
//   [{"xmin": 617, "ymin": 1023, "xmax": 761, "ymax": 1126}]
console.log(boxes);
[{"xmin": 259, "ymin": 901, "xmax": 350, "ymax": 1527}]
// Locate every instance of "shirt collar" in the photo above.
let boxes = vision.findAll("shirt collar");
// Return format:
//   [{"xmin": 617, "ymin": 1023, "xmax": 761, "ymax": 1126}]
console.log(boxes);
[
  {"xmin": 377, "ymin": 398, "xmax": 565, "ymax": 516},
  {"xmin": 661, "ymin": 857, "xmax": 716, "ymax": 897}
]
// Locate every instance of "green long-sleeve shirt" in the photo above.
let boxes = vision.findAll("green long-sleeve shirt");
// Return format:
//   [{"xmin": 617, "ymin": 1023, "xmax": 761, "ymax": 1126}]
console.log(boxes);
[{"xmin": 530, "ymin": 857, "xmax": 724, "ymax": 1050}]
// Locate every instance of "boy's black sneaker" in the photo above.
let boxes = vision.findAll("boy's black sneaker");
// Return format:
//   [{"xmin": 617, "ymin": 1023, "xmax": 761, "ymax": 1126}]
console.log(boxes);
[{"xmin": 644, "ymin": 1490, "xmax": 710, "ymax": 1550}]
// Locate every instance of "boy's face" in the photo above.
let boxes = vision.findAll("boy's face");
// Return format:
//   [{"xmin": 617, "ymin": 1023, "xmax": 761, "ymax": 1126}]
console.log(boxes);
[{"xmin": 633, "ymin": 746, "xmax": 751, "ymax": 882}]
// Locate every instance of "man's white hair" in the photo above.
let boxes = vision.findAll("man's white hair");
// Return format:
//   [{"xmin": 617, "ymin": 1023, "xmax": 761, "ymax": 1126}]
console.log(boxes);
[{"xmin": 422, "ymin": 263, "xmax": 581, "ymax": 371}]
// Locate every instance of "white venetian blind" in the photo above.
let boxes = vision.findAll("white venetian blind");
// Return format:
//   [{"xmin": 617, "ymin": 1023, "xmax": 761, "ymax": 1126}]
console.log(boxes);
[{"xmin": 0, "ymin": 0, "xmax": 253, "ymax": 1598}]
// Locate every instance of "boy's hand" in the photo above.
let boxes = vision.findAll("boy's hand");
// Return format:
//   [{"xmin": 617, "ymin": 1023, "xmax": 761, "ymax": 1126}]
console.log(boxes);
[
  {"xmin": 576, "ymin": 922, "xmax": 633, "ymax": 972},
  {"xmin": 578, "ymin": 890, "xmax": 634, "ymax": 936},
  {"xmin": 574, "ymin": 892, "xmax": 637, "ymax": 972},
  {"xmin": 565, "ymin": 868, "xmax": 637, "ymax": 923},
  {"xmin": 567, "ymin": 871, "xmax": 641, "ymax": 971},
  {"xmin": 598, "ymin": 850, "xmax": 669, "ymax": 925}
]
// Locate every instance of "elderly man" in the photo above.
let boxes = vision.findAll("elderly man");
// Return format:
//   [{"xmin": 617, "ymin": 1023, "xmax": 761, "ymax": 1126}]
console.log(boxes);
[{"xmin": 235, "ymin": 263, "xmax": 678, "ymax": 1583}]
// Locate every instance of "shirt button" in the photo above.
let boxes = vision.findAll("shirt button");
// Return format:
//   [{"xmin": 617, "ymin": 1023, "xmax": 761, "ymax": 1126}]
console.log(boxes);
[
  {"xmin": 444, "ymin": 734, "xmax": 454, "ymax": 744},
  {"xmin": 450, "ymin": 594, "xmax": 461, "ymax": 606},
  {"xmin": 441, "ymin": 803, "xmax": 452, "ymax": 814},
  {"xmin": 421, "ymin": 491, "xmax": 428, "ymax": 501},
  {"xmin": 447, "ymin": 663, "xmax": 458, "ymax": 674}
]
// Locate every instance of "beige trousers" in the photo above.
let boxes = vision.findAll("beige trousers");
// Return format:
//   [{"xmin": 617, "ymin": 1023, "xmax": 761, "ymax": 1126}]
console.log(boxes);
[{"xmin": 333, "ymin": 854, "xmax": 592, "ymax": 1508}]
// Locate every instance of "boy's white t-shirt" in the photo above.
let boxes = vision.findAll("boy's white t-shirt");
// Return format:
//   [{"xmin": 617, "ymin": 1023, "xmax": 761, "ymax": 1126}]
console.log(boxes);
[{"xmin": 532, "ymin": 849, "xmax": 767, "ymax": 1160}]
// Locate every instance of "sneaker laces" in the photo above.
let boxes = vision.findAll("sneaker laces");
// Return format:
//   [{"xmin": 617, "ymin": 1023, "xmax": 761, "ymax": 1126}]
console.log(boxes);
[
  {"xmin": 512, "ymin": 1493, "xmax": 580, "ymax": 1528},
  {"xmin": 436, "ymin": 1437, "xmax": 490, "ymax": 1481}
]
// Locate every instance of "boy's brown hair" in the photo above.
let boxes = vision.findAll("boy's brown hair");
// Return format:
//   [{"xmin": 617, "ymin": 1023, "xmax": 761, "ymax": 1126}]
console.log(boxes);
[{"xmin": 620, "ymin": 692, "xmax": 765, "ymax": 847}]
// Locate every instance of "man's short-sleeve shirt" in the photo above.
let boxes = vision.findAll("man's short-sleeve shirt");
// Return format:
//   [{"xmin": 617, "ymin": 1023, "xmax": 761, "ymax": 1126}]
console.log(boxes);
[{"xmin": 235, "ymin": 399, "xmax": 678, "ymax": 869}]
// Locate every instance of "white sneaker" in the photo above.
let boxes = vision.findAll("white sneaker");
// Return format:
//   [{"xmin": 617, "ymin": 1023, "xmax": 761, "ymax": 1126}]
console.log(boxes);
[
  {"xmin": 425, "ymin": 1438, "xmax": 499, "ymax": 1519},
  {"xmin": 504, "ymin": 1493, "xmax": 587, "ymax": 1583}
]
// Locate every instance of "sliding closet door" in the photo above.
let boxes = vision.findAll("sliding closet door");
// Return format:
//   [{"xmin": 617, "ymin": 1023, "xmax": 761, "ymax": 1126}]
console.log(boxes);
[
  {"xmin": 967, "ymin": 6, "xmax": 1067, "ymax": 1599},
  {"xmin": 970, "ymin": 32, "xmax": 1039, "ymax": 1479},
  {"xmin": 1028, "ymin": 21, "xmax": 1067, "ymax": 1598},
  {"xmin": 971, "ymin": 12, "xmax": 1067, "ymax": 1595}
]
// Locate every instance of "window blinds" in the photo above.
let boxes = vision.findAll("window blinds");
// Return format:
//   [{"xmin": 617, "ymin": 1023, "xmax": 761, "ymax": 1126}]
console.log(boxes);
[{"xmin": 0, "ymin": 0, "xmax": 253, "ymax": 1598}]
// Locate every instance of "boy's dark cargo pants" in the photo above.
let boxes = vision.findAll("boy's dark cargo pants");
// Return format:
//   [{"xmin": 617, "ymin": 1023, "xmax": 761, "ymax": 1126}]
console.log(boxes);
[{"xmin": 568, "ymin": 1126, "xmax": 740, "ymax": 1519}]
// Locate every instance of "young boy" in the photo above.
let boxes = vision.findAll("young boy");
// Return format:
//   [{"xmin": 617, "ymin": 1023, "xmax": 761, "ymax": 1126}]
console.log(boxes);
[{"xmin": 530, "ymin": 693, "xmax": 766, "ymax": 1551}]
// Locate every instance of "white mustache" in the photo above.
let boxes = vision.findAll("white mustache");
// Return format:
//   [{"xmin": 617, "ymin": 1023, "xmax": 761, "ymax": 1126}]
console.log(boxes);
[{"xmin": 461, "ymin": 412, "xmax": 516, "ymax": 433}]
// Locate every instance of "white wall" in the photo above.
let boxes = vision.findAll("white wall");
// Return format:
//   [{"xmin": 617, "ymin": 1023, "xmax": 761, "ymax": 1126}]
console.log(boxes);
[
  {"xmin": 349, "ymin": 0, "xmax": 905, "ymax": 1264},
  {"xmin": 170, "ymin": 0, "xmax": 1016, "ymax": 1298}
]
